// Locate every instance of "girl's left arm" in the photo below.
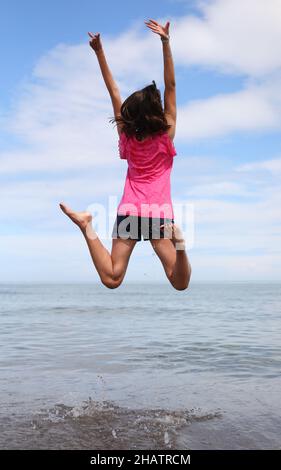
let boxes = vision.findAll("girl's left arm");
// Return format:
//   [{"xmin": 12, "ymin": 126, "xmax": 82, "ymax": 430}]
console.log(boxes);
[{"xmin": 88, "ymin": 32, "xmax": 123, "ymax": 136}]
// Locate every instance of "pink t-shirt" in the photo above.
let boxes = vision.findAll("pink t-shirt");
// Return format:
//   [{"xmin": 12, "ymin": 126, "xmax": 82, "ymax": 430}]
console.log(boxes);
[{"xmin": 117, "ymin": 130, "xmax": 177, "ymax": 219}]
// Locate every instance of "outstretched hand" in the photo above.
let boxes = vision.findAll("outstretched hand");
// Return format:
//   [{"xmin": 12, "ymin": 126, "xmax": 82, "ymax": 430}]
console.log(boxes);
[
  {"xmin": 144, "ymin": 19, "xmax": 170, "ymax": 40},
  {"xmin": 88, "ymin": 31, "xmax": 103, "ymax": 53}
]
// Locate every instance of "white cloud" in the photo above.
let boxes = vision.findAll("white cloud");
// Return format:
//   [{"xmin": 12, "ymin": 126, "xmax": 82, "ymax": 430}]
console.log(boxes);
[
  {"xmin": 193, "ymin": 253, "xmax": 281, "ymax": 281},
  {"xmin": 186, "ymin": 181, "xmax": 254, "ymax": 197},
  {"xmin": 176, "ymin": 76, "xmax": 281, "ymax": 140},
  {"xmin": 236, "ymin": 157, "xmax": 281, "ymax": 174},
  {"xmin": 0, "ymin": 232, "xmax": 160, "ymax": 283},
  {"xmin": 192, "ymin": 195, "xmax": 281, "ymax": 227},
  {"xmin": 1, "ymin": 47, "xmax": 119, "ymax": 174},
  {"xmin": 171, "ymin": 0, "xmax": 281, "ymax": 76},
  {"xmin": 0, "ymin": 176, "xmax": 124, "ymax": 225},
  {"xmin": 168, "ymin": 0, "xmax": 281, "ymax": 140},
  {"xmin": 173, "ymin": 152, "xmax": 281, "ymax": 267}
]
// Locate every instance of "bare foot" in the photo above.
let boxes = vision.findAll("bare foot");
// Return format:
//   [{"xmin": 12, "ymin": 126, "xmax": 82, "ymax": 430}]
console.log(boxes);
[
  {"xmin": 160, "ymin": 222, "xmax": 186, "ymax": 250},
  {"xmin": 59, "ymin": 202, "xmax": 92, "ymax": 231}
]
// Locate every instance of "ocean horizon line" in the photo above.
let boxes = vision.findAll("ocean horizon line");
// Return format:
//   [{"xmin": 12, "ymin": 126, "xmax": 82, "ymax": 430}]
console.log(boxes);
[{"xmin": 1, "ymin": 280, "xmax": 280, "ymax": 285}]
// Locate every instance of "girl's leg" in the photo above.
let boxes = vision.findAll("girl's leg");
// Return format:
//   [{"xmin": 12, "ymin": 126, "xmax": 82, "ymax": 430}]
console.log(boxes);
[
  {"xmin": 59, "ymin": 203, "xmax": 137, "ymax": 288},
  {"xmin": 150, "ymin": 224, "xmax": 191, "ymax": 290}
]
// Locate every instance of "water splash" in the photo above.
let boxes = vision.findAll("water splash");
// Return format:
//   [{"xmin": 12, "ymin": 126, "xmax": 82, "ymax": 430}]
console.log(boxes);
[{"xmin": 20, "ymin": 398, "xmax": 222, "ymax": 450}]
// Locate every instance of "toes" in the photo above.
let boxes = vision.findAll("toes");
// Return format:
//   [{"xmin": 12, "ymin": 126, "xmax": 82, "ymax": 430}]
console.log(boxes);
[
  {"xmin": 59, "ymin": 203, "xmax": 73, "ymax": 216},
  {"xmin": 60, "ymin": 205, "xmax": 68, "ymax": 214},
  {"xmin": 60, "ymin": 203, "xmax": 71, "ymax": 212}
]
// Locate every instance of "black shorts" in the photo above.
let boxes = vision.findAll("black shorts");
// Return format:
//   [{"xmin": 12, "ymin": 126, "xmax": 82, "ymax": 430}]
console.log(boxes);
[{"xmin": 112, "ymin": 214, "xmax": 175, "ymax": 241}]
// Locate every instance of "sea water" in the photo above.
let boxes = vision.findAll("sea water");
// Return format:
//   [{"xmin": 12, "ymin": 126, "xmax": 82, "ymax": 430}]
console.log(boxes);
[{"xmin": 0, "ymin": 282, "xmax": 280, "ymax": 449}]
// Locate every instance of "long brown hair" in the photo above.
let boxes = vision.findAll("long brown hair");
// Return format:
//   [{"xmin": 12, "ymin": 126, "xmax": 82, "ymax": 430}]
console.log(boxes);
[{"xmin": 109, "ymin": 81, "xmax": 171, "ymax": 141}]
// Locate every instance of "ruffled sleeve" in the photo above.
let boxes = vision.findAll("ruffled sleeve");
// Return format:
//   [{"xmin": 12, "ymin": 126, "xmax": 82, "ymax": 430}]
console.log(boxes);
[
  {"xmin": 165, "ymin": 133, "xmax": 177, "ymax": 158},
  {"xmin": 118, "ymin": 131, "xmax": 129, "ymax": 159}
]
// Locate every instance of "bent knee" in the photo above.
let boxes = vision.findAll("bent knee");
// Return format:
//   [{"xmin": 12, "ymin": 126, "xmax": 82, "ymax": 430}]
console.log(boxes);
[
  {"xmin": 174, "ymin": 284, "xmax": 189, "ymax": 291},
  {"xmin": 101, "ymin": 276, "xmax": 123, "ymax": 289},
  {"xmin": 171, "ymin": 278, "xmax": 191, "ymax": 291}
]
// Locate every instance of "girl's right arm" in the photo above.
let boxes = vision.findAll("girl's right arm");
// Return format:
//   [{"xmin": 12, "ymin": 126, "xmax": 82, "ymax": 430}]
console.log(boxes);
[{"xmin": 145, "ymin": 19, "xmax": 177, "ymax": 140}]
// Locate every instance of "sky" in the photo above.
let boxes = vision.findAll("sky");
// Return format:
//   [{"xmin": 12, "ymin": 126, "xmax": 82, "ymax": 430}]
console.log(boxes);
[{"xmin": 0, "ymin": 0, "xmax": 281, "ymax": 283}]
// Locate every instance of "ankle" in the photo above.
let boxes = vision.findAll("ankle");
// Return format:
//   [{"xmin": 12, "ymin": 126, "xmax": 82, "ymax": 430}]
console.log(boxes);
[
  {"xmin": 175, "ymin": 241, "xmax": 186, "ymax": 251},
  {"xmin": 81, "ymin": 221, "xmax": 96, "ymax": 239}
]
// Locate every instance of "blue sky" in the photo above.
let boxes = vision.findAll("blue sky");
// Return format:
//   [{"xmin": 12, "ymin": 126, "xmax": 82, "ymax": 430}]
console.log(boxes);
[{"xmin": 0, "ymin": 0, "xmax": 281, "ymax": 283}]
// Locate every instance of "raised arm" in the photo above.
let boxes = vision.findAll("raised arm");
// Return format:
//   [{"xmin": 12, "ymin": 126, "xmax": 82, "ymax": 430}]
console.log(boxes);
[
  {"xmin": 145, "ymin": 20, "xmax": 176, "ymax": 140},
  {"xmin": 88, "ymin": 32, "xmax": 119, "ymax": 96},
  {"xmin": 88, "ymin": 32, "xmax": 123, "ymax": 136}
]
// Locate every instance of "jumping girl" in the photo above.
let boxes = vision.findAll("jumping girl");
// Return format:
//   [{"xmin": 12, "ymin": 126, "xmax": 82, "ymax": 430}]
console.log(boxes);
[{"xmin": 59, "ymin": 19, "xmax": 192, "ymax": 290}]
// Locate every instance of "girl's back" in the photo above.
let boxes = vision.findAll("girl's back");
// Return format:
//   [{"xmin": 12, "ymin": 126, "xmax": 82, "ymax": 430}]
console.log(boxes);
[{"xmin": 117, "ymin": 130, "xmax": 177, "ymax": 218}]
